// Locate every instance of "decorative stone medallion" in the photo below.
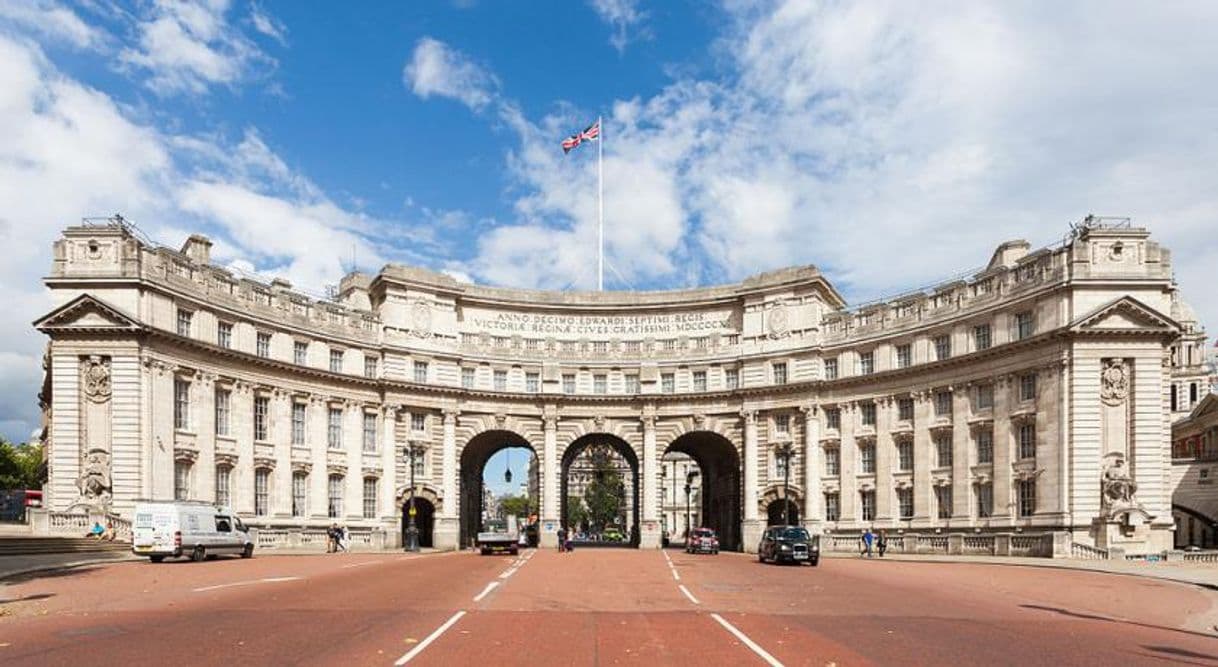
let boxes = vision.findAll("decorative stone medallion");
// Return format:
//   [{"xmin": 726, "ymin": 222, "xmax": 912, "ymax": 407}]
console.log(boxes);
[
  {"xmin": 411, "ymin": 300, "xmax": 433, "ymax": 338},
  {"xmin": 767, "ymin": 302, "xmax": 790, "ymax": 339},
  {"xmin": 1100, "ymin": 359, "xmax": 1129, "ymax": 406}
]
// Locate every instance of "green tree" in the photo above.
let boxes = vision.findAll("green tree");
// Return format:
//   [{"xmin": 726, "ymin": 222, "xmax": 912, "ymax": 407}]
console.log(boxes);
[
  {"xmin": 584, "ymin": 448, "xmax": 625, "ymax": 531},
  {"xmin": 499, "ymin": 494, "xmax": 532, "ymax": 519},
  {"xmin": 0, "ymin": 439, "xmax": 45, "ymax": 490},
  {"xmin": 565, "ymin": 495, "xmax": 588, "ymax": 530}
]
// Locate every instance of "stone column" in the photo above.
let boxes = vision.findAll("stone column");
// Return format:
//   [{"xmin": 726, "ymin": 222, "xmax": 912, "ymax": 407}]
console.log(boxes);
[
  {"xmin": 271, "ymin": 389, "xmax": 292, "ymax": 518},
  {"xmin": 992, "ymin": 379, "xmax": 1014, "ymax": 522},
  {"xmin": 839, "ymin": 403, "xmax": 858, "ymax": 525},
  {"xmin": 913, "ymin": 391, "xmax": 934, "ymax": 523},
  {"xmin": 380, "ymin": 405, "xmax": 399, "ymax": 540},
  {"xmin": 435, "ymin": 407, "xmax": 460, "ymax": 550},
  {"xmin": 540, "ymin": 411, "xmax": 559, "ymax": 548},
  {"xmin": 952, "ymin": 387, "xmax": 972, "ymax": 521},
  {"xmin": 875, "ymin": 398, "xmax": 894, "ymax": 523},
  {"xmin": 802, "ymin": 405, "xmax": 821, "ymax": 533},
  {"xmin": 640, "ymin": 411, "xmax": 660, "ymax": 548},
  {"xmin": 742, "ymin": 409, "xmax": 762, "ymax": 551}
]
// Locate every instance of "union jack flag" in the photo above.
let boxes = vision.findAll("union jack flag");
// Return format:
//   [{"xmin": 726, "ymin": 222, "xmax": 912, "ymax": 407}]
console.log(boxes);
[{"xmin": 562, "ymin": 120, "xmax": 600, "ymax": 153}]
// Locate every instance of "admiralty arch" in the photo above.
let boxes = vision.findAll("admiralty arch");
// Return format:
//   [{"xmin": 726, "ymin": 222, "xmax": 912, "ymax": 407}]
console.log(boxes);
[{"xmin": 35, "ymin": 218, "xmax": 1209, "ymax": 554}]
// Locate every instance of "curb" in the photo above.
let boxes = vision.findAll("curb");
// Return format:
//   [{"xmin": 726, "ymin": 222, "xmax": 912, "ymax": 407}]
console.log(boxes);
[{"xmin": 0, "ymin": 553, "xmax": 142, "ymax": 583}]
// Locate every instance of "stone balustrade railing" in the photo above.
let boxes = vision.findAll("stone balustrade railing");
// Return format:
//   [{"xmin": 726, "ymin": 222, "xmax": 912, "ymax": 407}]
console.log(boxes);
[
  {"xmin": 249, "ymin": 526, "xmax": 391, "ymax": 551},
  {"xmin": 821, "ymin": 531, "xmax": 1064, "ymax": 558},
  {"xmin": 1070, "ymin": 542, "xmax": 1110, "ymax": 560}
]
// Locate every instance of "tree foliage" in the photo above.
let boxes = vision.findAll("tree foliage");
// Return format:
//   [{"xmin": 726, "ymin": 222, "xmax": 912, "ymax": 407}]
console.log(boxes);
[
  {"xmin": 565, "ymin": 495, "xmax": 588, "ymax": 530},
  {"xmin": 583, "ymin": 446, "xmax": 625, "ymax": 531},
  {"xmin": 498, "ymin": 494, "xmax": 534, "ymax": 519},
  {"xmin": 0, "ymin": 439, "xmax": 45, "ymax": 490}
]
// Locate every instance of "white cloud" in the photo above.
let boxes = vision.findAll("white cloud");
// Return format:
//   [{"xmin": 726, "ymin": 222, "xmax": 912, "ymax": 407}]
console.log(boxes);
[
  {"xmin": 403, "ymin": 37, "xmax": 499, "ymax": 111},
  {"xmin": 0, "ymin": 0, "xmax": 104, "ymax": 50},
  {"xmin": 589, "ymin": 0, "xmax": 647, "ymax": 53},
  {"xmin": 249, "ymin": 3, "xmax": 287, "ymax": 45}
]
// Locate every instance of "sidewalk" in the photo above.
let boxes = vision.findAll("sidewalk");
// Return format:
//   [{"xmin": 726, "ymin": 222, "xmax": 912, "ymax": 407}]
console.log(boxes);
[
  {"xmin": 825, "ymin": 551, "xmax": 1218, "ymax": 589},
  {"xmin": 0, "ymin": 550, "xmax": 140, "ymax": 582}
]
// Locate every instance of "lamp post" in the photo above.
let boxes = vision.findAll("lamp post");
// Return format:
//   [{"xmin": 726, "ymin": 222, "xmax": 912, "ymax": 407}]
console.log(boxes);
[
  {"xmin": 403, "ymin": 442, "xmax": 425, "ymax": 552},
  {"xmin": 684, "ymin": 469, "xmax": 699, "ymax": 545},
  {"xmin": 776, "ymin": 442, "xmax": 795, "ymax": 526}
]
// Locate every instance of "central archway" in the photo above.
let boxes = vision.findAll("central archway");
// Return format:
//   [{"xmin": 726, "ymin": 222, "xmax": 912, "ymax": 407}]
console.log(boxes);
[
  {"xmin": 664, "ymin": 431, "xmax": 742, "ymax": 551},
  {"xmin": 561, "ymin": 433, "xmax": 640, "ymax": 548},
  {"xmin": 459, "ymin": 430, "xmax": 537, "ymax": 548}
]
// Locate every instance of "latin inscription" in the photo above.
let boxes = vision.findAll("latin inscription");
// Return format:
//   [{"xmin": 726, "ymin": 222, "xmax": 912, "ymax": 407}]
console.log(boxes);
[{"xmin": 468, "ymin": 311, "xmax": 734, "ymax": 336}]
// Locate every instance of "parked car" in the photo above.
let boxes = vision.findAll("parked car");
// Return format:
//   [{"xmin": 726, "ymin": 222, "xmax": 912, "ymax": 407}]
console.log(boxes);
[
  {"xmin": 758, "ymin": 525, "xmax": 819, "ymax": 565},
  {"xmin": 132, "ymin": 500, "xmax": 254, "ymax": 563},
  {"xmin": 686, "ymin": 527, "xmax": 720, "ymax": 554}
]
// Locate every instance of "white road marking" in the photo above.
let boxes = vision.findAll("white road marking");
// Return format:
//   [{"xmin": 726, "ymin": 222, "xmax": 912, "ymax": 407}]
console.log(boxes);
[
  {"xmin": 710, "ymin": 613, "xmax": 784, "ymax": 667},
  {"xmin": 678, "ymin": 584, "xmax": 700, "ymax": 605},
  {"xmin": 671, "ymin": 569, "xmax": 680, "ymax": 582},
  {"xmin": 473, "ymin": 581, "xmax": 500, "ymax": 602},
  {"xmin": 341, "ymin": 560, "xmax": 384, "ymax": 569},
  {"xmin": 499, "ymin": 567, "xmax": 518, "ymax": 579},
  {"xmin": 192, "ymin": 576, "xmax": 301, "ymax": 593},
  {"xmin": 394, "ymin": 610, "xmax": 466, "ymax": 666}
]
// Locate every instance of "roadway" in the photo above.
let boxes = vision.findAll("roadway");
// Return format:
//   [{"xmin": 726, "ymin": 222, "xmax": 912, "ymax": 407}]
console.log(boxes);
[{"xmin": 1, "ymin": 547, "xmax": 1216, "ymax": 665}]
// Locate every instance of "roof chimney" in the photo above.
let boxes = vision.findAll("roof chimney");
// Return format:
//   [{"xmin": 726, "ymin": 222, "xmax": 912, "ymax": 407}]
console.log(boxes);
[{"xmin": 180, "ymin": 234, "xmax": 213, "ymax": 265}]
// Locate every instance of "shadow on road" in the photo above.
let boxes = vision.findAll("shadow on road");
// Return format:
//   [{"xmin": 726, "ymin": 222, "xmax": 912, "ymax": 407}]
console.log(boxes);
[
  {"xmin": 0, "ymin": 592, "xmax": 55, "ymax": 605},
  {"xmin": 1140, "ymin": 645, "xmax": 1218, "ymax": 665},
  {"xmin": 0, "ymin": 565, "xmax": 107, "ymax": 586},
  {"xmin": 1021, "ymin": 604, "xmax": 1218, "ymax": 642}
]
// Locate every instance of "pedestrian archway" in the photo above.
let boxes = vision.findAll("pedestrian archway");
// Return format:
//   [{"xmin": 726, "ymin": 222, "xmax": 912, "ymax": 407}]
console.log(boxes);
[
  {"xmin": 766, "ymin": 498, "xmax": 800, "ymax": 526},
  {"xmin": 402, "ymin": 497, "xmax": 436, "ymax": 548},
  {"xmin": 459, "ymin": 430, "xmax": 537, "ymax": 548},
  {"xmin": 664, "ymin": 432, "xmax": 742, "ymax": 551},
  {"xmin": 561, "ymin": 433, "xmax": 640, "ymax": 548}
]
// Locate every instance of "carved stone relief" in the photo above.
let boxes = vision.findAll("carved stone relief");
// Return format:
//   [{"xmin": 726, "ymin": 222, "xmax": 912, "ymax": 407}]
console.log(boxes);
[{"xmin": 1100, "ymin": 359, "xmax": 1129, "ymax": 406}]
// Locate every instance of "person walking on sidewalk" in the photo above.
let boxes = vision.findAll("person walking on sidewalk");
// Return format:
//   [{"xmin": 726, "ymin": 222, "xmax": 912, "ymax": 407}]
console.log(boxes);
[
  {"xmin": 877, "ymin": 529, "xmax": 888, "ymax": 557},
  {"xmin": 861, "ymin": 528, "xmax": 875, "ymax": 558},
  {"xmin": 557, "ymin": 527, "xmax": 567, "ymax": 553}
]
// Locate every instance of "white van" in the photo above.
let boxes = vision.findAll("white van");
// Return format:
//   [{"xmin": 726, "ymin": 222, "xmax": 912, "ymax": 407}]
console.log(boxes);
[{"xmin": 132, "ymin": 500, "xmax": 254, "ymax": 562}]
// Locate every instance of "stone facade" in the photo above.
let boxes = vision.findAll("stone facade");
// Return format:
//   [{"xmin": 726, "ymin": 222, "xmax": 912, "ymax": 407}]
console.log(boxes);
[
  {"xmin": 34, "ymin": 219, "xmax": 1206, "ymax": 554},
  {"xmin": 1171, "ymin": 392, "xmax": 1218, "ymax": 548}
]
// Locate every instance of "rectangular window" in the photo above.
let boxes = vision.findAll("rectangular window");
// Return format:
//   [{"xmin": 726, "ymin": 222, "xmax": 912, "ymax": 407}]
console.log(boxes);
[
  {"xmin": 1018, "ymin": 423, "xmax": 1036, "ymax": 460},
  {"xmin": 412, "ymin": 449, "xmax": 427, "ymax": 478},
  {"xmin": 174, "ymin": 461, "xmax": 190, "ymax": 501},
  {"xmin": 362, "ymin": 413, "xmax": 377, "ymax": 453},
  {"xmin": 215, "ymin": 467, "xmax": 230, "ymax": 506},
  {"xmin": 592, "ymin": 341, "xmax": 608, "ymax": 354},
  {"xmin": 860, "ymin": 442, "xmax": 875, "ymax": 474},
  {"xmin": 976, "ymin": 429, "xmax": 993, "ymax": 464},
  {"xmin": 292, "ymin": 472, "xmax": 307, "ymax": 517},
  {"xmin": 174, "ymin": 377, "xmax": 190, "ymax": 430},
  {"xmin": 294, "ymin": 341, "xmax": 308, "ymax": 365},
  {"xmin": 861, "ymin": 490, "xmax": 877, "ymax": 521},
  {"xmin": 1019, "ymin": 374, "xmax": 1037, "ymax": 402},
  {"xmin": 724, "ymin": 369, "xmax": 739, "ymax": 390},
  {"xmin": 973, "ymin": 324, "xmax": 991, "ymax": 351},
  {"xmin": 1016, "ymin": 311, "xmax": 1034, "ymax": 340},
  {"xmin": 624, "ymin": 374, "xmax": 639, "ymax": 394},
  {"xmin": 773, "ymin": 362, "xmax": 788, "ymax": 385},
  {"xmin": 494, "ymin": 370, "xmax": 508, "ymax": 391},
  {"xmin": 176, "ymin": 309, "xmax": 193, "ymax": 337},
  {"xmin": 826, "ymin": 408, "xmax": 841, "ymax": 430},
  {"xmin": 976, "ymin": 483, "xmax": 993, "ymax": 518},
  {"xmin": 328, "ymin": 408, "xmax": 343, "ymax": 449},
  {"xmin": 824, "ymin": 493, "xmax": 840, "ymax": 522},
  {"xmin": 411, "ymin": 412, "xmax": 426, "ymax": 432},
  {"xmin": 692, "ymin": 370, "xmax": 707, "ymax": 392},
  {"xmin": 328, "ymin": 475, "xmax": 344, "ymax": 519},
  {"xmin": 936, "ymin": 433, "xmax": 953, "ymax": 468},
  {"xmin": 363, "ymin": 478, "xmax": 378, "ymax": 519},
  {"xmin": 217, "ymin": 321, "xmax": 232, "ymax": 348},
  {"xmin": 413, "ymin": 361, "xmax": 428, "ymax": 383},
  {"xmin": 935, "ymin": 485, "xmax": 952, "ymax": 519},
  {"xmin": 824, "ymin": 358, "xmax": 838, "ymax": 380},
  {"xmin": 253, "ymin": 396, "xmax": 269, "ymax": 441},
  {"xmin": 860, "ymin": 403, "xmax": 876, "ymax": 427},
  {"xmin": 935, "ymin": 390, "xmax": 953, "ymax": 417},
  {"xmin": 254, "ymin": 469, "xmax": 269, "ymax": 516},
  {"xmin": 329, "ymin": 349, "xmax": 343, "ymax": 373},
  {"xmin": 1017, "ymin": 479, "xmax": 1036, "ymax": 517},
  {"xmin": 898, "ymin": 398, "xmax": 914, "ymax": 422},
  {"xmin": 593, "ymin": 374, "xmax": 607, "ymax": 394},
  {"xmin": 562, "ymin": 374, "xmax": 576, "ymax": 394},
  {"xmin": 291, "ymin": 402, "xmax": 306, "ymax": 446},
  {"xmin": 215, "ymin": 388, "xmax": 231, "ymax": 437},
  {"xmin": 934, "ymin": 334, "xmax": 952, "ymax": 361},
  {"xmin": 824, "ymin": 448, "xmax": 840, "ymax": 476},
  {"xmin": 256, "ymin": 332, "xmax": 271, "ymax": 358},
  {"xmin": 975, "ymin": 384, "xmax": 994, "ymax": 410},
  {"xmin": 896, "ymin": 488, "xmax": 913, "ymax": 520},
  {"xmin": 662, "ymin": 373, "xmax": 675, "ymax": 393},
  {"xmin": 896, "ymin": 344, "xmax": 912, "ymax": 369},
  {"xmin": 897, "ymin": 441, "xmax": 914, "ymax": 472},
  {"xmin": 775, "ymin": 452, "xmax": 789, "ymax": 480},
  {"xmin": 462, "ymin": 367, "xmax": 475, "ymax": 389},
  {"xmin": 526, "ymin": 372, "xmax": 540, "ymax": 393},
  {"xmin": 365, "ymin": 356, "xmax": 378, "ymax": 378},
  {"xmin": 773, "ymin": 413, "xmax": 790, "ymax": 435},
  {"xmin": 859, "ymin": 352, "xmax": 874, "ymax": 375}
]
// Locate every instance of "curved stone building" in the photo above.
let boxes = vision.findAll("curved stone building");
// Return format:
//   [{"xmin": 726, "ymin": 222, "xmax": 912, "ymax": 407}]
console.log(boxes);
[{"xmin": 35, "ymin": 219, "xmax": 1207, "ymax": 553}]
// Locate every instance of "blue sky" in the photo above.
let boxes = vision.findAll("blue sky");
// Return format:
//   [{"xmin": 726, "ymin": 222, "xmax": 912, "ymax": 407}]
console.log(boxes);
[{"xmin": 1, "ymin": 1, "xmax": 1217, "ymax": 441}]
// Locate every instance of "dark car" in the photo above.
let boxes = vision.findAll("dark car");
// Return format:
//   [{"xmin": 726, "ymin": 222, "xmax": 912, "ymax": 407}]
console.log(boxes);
[
  {"xmin": 758, "ymin": 525, "xmax": 819, "ymax": 565},
  {"xmin": 685, "ymin": 527, "xmax": 720, "ymax": 555}
]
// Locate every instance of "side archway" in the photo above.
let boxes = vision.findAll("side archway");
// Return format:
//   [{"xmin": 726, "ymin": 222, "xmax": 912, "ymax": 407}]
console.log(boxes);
[
  {"xmin": 398, "ymin": 485, "xmax": 441, "ymax": 549},
  {"xmin": 561, "ymin": 433, "xmax": 640, "ymax": 548},
  {"xmin": 459, "ymin": 430, "xmax": 536, "ymax": 548},
  {"xmin": 664, "ymin": 431, "xmax": 742, "ymax": 551}
]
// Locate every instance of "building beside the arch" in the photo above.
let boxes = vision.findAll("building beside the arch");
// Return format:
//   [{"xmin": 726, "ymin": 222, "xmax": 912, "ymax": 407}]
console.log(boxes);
[{"xmin": 34, "ymin": 218, "xmax": 1207, "ymax": 554}]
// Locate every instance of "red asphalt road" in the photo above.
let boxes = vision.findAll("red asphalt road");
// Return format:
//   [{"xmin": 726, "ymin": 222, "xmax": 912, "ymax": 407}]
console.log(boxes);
[{"xmin": 1, "ymin": 547, "xmax": 1216, "ymax": 666}]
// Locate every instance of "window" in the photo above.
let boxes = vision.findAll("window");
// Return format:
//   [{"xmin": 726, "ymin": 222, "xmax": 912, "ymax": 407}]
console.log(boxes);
[
  {"xmin": 935, "ymin": 485, "xmax": 952, "ymax": 519},
  {"xmin": 1191, "ymin": 382, "xmax": 1199, "ymax": 405},
  {"xmin": 215, "ymin": 466, "xmax": 230, "ymax": 506},
  {"xmin": 1016, "ymin": 311, "xmax": 1034, "ymax": 340},
  {"xmin": 860, "ymin": 442, "xmax": 875, "ymax": 474},
  {"xmin": 255, "ymin": 469, "xmax": 269, "ymax": 516},
  {"xmin": 775, "ymin": 451, "xmax": 790, "ymax": 479},
  {"xmin": 174, "ymin": 377, "xmax": 190, "ymax": 430},
  {"xmin": 897, "ymin": 441, "xmax": 914, "ymax": 472},
  {"xmin": 934, "ymin": 390, "xmax": 952, "ymax": 417},
  {"xmin": 824, "ymin": 493, "xmax": 840, "ymax": 522},
  {"xmin": 593, "ymin": 374, "xmax": 607, "ymax": 394},
  {"xmin": 624, "ymin": 374, "xmax": 639, "ymax": 393},
  {"xmin": 292, "ymin": 472, "xmax": 307, "ymax": 517},
  {"xmin": 662, "ymin": 339, "xmax": 677, "ymax": 352},
  {"xmin": 692, "ymin": 370, "xmax": 707, "ymax": 392},
  {"xmin": 1019, "ymin": 374, "xmax": 1037, "ymax": 402},
  {"xmin": 526, "ymin": 372, "xmax": 540, "ymax": 393},
  {"xmin": 896, "ymin": 344, "xmax": 912, "ymax": 369},
  {"xmin": 592, "ymin": 341, "xmax": 608, "ymax": 354},
  {"xmin": 859, "ymin": 351, "xmax": 874, "ymax": 375},
  {"xmin": 365, "ymin": 356, "xmax": 378, "ymax": 378},
  {"xmin": 494, "ymin": 370, "xmax": 508, "ymax": 391},
  {"xmin": 1017, "ymin": 479, "xmax": 1036, "ymax": 517},
  {"xmin": 413, "ymin": 361, "xmax": 428, "ymax": 383},
  {"xmin": 725, "ymin": 368, "xmax": 739, "ymax": 390},
  {"xmin": 412, "ymin": 449, "xmax": 427, "ymax": 478},
  {"xmin": 328, "ymin": 408, "xmax": 343, "ymax": 449},
  {"xmin": 898, "ymin": 398, "xmax": 914, "ymax": 422},
  {"xmin": 363, "ymin": 478, "xmax": 378, "ymax": 519},
  {"xmin": 217, "ymin": 322, "xmax": 232, "ymax": 348},
  {"xmin": 562, "ymin": 374, "xmax": 576, "ymax": 394},
  {"xmin": 462, "ymin": 367, "xmax": 475, "ymax": 389},
  {"xmin": 294, "ymin": 341, "xmax": 308, "ymax": 365},
  {"xmin": 896, "ymin": 488, "xmax": 913, "ymax": 520},
  {"xmin": 773, "ymin": 362, "xmax": 788, "ymax": 385},
  {"xmin": 976, "ymin": 429, "xmax": 993, "ymax": 464},
  {"xmin": 215, "ymin": 388, "xmax": 231, "ymax": 437},
  {"xmin": 976, "ymin": 483, "xmax": 993, "ymax": 518},
  {"xmin": 824, "ymin": 447, "xmax": 840, "ymax": 476},
  {"xmin": 1018, "ymin": 423, "xmax": 1036, "ymax": 460},
  {"xmin": 291, "ymin": 402, "xmax": 306, "ymax": 445},
  {"xmin": 328, "ymin": 475, "xmax": 344, "ymax": 518},
  {"xmin": 824, "ymin": 358, "xmax": 838, "ymax": 380},
  {"xmin": 774, "ymin": 413, "xmax": 790, "ymax": 435},
  {"xmin": 826, "ymin": 408, "xmax": 841, "ymax": 430},
  {"xmin": 411, "ymin": 412, "xmax": 426, "ymax": 432},
  {"xmin": 362, "ymin": 413, "xmax": 377, "ymax": 453},
  {"xmin": 860, "ymin": 403, "xmax": 876, "ymax": 427},
  {"xmin": 330, "ymin": 349, "xmax": 343, "ymax": 373},
  {"xmin": 861, "ymin": 490, "xmax": 876, "ymax": 521},
  {"xmin": 934, "ymin": 334, "xmax": 951, "ymax": 361},
  {"xmin": 1171, "ymin": 384, "xmax": 1179, "ymax": 412},
  {"xmin": 174, "ymin": 461, "xmax": 191, "ymax": 500},
  {"xmin": 936, "ymin": 433, "xmax": 953, "ymax": 468},
  {"xmin": 253, "ymin": 396, "xmax": 269, "ymax": 441},
  {"xmin": 973, "ymin": 324, "xmax": 992, "ymax": 351},
  {"xmin": 975, "ymin": 384, "xmax": 994, "ymax": 410},
  {"xmin": 176, "ymin": 309, "xmax": 193, "ymax": 336},
  {"xmin": 662, "ymin": 373, "xmax": 675, "ymax": 393}
]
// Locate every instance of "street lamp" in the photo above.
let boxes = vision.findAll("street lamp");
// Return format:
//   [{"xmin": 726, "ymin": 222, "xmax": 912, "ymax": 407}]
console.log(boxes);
[
  {"xmin": 403, "ymin": 442, "xmax": 426, "ymax": 552},
  {"xmin": 684, "ymin": 469, "xmax": 699, "ymax": 544},
  {"xmin": 776, "ymin": 442, "xmax": 795, "ymax": 526}
]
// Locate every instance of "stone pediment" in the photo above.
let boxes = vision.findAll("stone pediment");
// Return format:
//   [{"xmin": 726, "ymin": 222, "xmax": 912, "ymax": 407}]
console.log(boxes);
[
  {"xmin": 34, "ymin": 294, "xmax": 142, "ymax": 333},
  {"xmin": 1069, "ymin": 296, "xmax": 1179, "ymax": 336}
]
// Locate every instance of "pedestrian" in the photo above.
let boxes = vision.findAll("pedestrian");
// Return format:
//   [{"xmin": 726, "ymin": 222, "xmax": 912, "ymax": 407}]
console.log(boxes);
[
  {"xmin": 327, "ymin": 523, "xmax": 338, "ymax": 553},
  {"xmin": 877, "ymin": 529, "xmax": 888, "ymax": 557},
  {"xmin": 557, "ymin": 527, "xmax": 566, "ymax": 553},
  {"xmin": 337, "ymin": 525, "xmax": 348, "ymax": 552},
  {"xmin": 862, "ymin": 527, "xmax": 874, "ymax": 558}
]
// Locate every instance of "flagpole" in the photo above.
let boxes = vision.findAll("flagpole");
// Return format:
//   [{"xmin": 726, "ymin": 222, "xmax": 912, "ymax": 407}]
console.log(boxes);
[{"xmin": 597, "ymin": 115, "xmax": 604, "ymax": 292}]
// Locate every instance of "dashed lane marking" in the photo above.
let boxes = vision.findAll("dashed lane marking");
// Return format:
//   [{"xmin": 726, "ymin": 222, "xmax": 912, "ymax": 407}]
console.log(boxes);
[
  {"xmin": 192, "ymin": 576, "xmax": 302, "ymax": 593},
  {"xmin": 710, "ymin": 613, "xmax": 784, "ymax": 667},
  {"xmin": 678, "ymin": 584, "xmax": 700, "ymax": 605},
  {"xmin": 473, "ymin": 581, "xmax": 500, "ymax": 602},
  {"xmin": 499, "ymin": 567, "xmax": 518, "ymax": 579},
  {"xmin": 393, "ymin": 610, "xmax": 466, "ymax": 666},
  {"xmin": 671, "ymin": 569, "xmax": 680, "ymax": 582},
  {"xmin": 341, "ymin": 560, "xmax": 385, "ymax": 569}
]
